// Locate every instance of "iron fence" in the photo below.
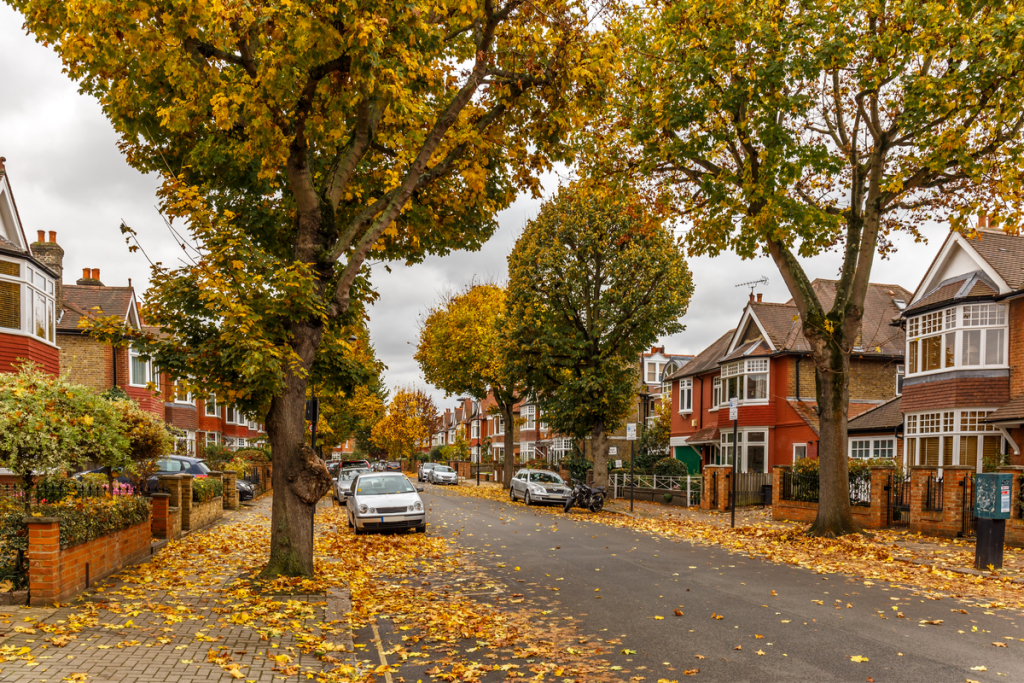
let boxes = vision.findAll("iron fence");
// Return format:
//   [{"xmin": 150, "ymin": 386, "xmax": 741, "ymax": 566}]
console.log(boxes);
[
  {"xmin": 0, "ymin": 481, "xmax": 117, "ymax": 506},
  {"xmin": 924, "ymin": 475, "xmax": 943, "ymax": 512},
  {"xmin": 886, "ymin": 473, "xmax": 911, "ymax": 528},
  {"xmin": 849, "ymin": 474, "xmax": 871, "ymax": 507},
  {"xmin": 610, "ymin": 473, "xmax": 702, "ymax": 507},
  {"xmin": 960, "ymin": 475, "xmax": 976, "ymax": 537},
  {"xmin": 780, "ymin": 471, "xmax": 819, "ymax": 503}
]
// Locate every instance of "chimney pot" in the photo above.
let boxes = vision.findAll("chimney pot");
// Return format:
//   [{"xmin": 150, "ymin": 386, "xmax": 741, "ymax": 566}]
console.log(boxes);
[
  {"xmin": 48, "ymin": 231, "xmax": 56, "ymax": 243},
  {"xmin": 82, "ymin": 268, "xmax": 90, "ymax": 280},
  {"xmin": 757, "ymin": 293, "xmax": 763, "ymax": 302},
  {"xmin": 91, "ymin": 268, "xmax": 100, "ymax": 280},
  {"xmin": 749, "ymin": 292, "xmax": 755, "ymax": 302},
  {"xmin": 0, "ymin": 157, "xmax": 6, "ymax": 172},
  {"xmin": 36, "ymin": 230, "xmax": 45, "ymax": 243}
]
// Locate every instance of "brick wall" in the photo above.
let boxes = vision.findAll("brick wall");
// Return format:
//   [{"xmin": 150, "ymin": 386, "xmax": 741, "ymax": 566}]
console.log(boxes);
[
  {"xmin": 165, "ymin": 403, "xmax": 198, "ymax": 431},
  {"xmin": 700, "ymin": 466, "xmax": 732, "ymax": 511},
  {"xmin": 57, "ymin": 334, "xmax": 111, "ymax": 391},
  {"xmin": 0, "ymin": 332, "xmax": 60, "ymax": 376},
  {"xmin": 189, "ymin": 497, "xmax": 224, "ymax": 530},
  {"xmin": 849, "ymin": 358, "xmax": 902, "ymax": 401},
  {"xmin": 25, "ymin": 513, "xmax": 152, "ymax": 606},
  {"xmin": 906, "ymin": 466, "xmax": 971, "ymax": 538},
  {"xmin": 1009, "ymin": 299, "xmax": 1024, "ymax": 399},
  {"xmin": 771, "ymin": 466, "xmax": 892, "ymax": 528},
  {"xmin": 902, "ymin": 376, "xmax": 1010, "ymax": 410}
]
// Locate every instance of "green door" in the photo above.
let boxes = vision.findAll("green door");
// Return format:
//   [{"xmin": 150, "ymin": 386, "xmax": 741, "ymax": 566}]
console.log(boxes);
[{"xmin": 674, "ymin": 446, "xmax": 701, "ymax": 475}]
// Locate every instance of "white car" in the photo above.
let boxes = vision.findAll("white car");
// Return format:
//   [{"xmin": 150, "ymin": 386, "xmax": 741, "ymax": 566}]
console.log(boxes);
[
  {"xmin": 347, "ymin": 472, "xmax": 426, "ymax": 534},
  {"xmin": 509, "ymin": 468, "xmax": 571, "ymax": 505},
  {"xmin": 334, "ymin": 467, "xmax": 369, "ymax": 504},
  {"xmin": 429, "ymin": 465, "xmax": 458, "ymax": 485}
]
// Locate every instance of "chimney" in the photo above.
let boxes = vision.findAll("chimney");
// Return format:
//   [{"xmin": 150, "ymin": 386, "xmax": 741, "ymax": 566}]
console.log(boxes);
[
  {"xmin": 757, "ymin": 293, "xmax": 763, "ymax": 302},
  {"xmin": 35, "ymin": 230, "xmax": 44, "ymax": 243},
  {"xmin": 76, "ymin": 266, "xmax": 104, "ymax": 286},
  {"xmin": 749, "ymin": 292, "xmax": 755, "ymax": 302},
  {"xmin": 978, "ymin": 213, "xmax": 990, "ymax": 229},
  {"xmin": 30, "ymin": 230, "xmax": 64, "ymax": 313}
]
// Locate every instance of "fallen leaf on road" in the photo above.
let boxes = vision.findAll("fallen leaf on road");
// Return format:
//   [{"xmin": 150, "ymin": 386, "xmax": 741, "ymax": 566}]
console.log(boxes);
[
  {"xmin": 970, "ymin": 666, "xmax": 987, "ymax": 671},
  {"xmin": 733, "ymin": 645, "xmax": 741, "ymax": 650},
  {"xmin": 850, "ymin": 656, "xmax": 868, "ymax": 663},
  {"xmin": 756, "ymin": 650, "xmax": 765, "ymax": 656},
  {"xmin": 683, "ymin": 669, "xmax": 700, "ymax": 676},
  {"xmin": 992, "ymin": 642, "xmax": 1007, "ymax": 647},
  {"xmin": 654, "ymin": 616, "xmax": 665, "ymax": 620},
  {"xmin": 674, "ymin": 609, "xmax": 684, "ymax": 617}
]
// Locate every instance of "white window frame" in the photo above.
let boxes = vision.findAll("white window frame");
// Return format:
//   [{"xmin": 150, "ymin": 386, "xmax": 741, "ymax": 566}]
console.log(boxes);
[
  {"xmin": 0, "ymin": 256, "xmax": 57, "ymax": 345},
  {"xmin": 128, "ymin": 344, "xmax": 152, "ymax": 387},
  {"xmin": 495, "ymin": 416, "xmax": 505, "ymax": 435},
  {"xmin": 896, "ymin": 364, "xmax": 905, "ymax": 396},
  {"xmin": 205, "ymin": 397, "xmax": 218, "ymax": 417},
  {"xmin": 523, "ymin": 405, "xmax": 536, "ymax": 430},
  {"xmin": 678, "ymin": 378, "xmax": 693, "ymax": 414},
  {"xmin": 906, "ymin": 303, "xmax": 1007, "ymax": 377},
  {"xmin": 206, "ymin": 432, "xmax": 219, "ymax": 445},
  {"xmin": 711, "ymin": 377, "xmax": 722, "ymax": 410},
  {"xmin": 173, "ymin": 382, "xmax": 193, "ymax": 405},
  {"xmin": 718, "ymin": 428, "xmax": 769, "ymax": 473},
  {"xmin": 471, "ymin": 420, "xmax": 480, "ymax": 439},
  {"xmin": 718, "ymin": 358, "xmax": 769, "ymax": 406},
  {"xmin": 903, "ymin": 408, "xmax": 1002, "ymax": 472},
  {"xmin": 793, "ymin": 443, "xmax": 807, "ymax": 462}
]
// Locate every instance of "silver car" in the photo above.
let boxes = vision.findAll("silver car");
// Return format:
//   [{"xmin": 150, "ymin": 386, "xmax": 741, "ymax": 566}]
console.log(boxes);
[
  {"xmin": 418, "ymin": 462, "xmax": 440, "ymax": 482},
  {"xmin": 347, "ymin": 472, "xmax": 426, "ymax": 534},
  {"xmin": 509, "ymin": 468, "xmax": 570, "ymax": 505},
  {"xmin": 334, "ymin": 467, "xmax": 369, "ymax": 504},
  {"xmin": 429, "ymin": 465, "xmax": 458, "ymax": 485}
]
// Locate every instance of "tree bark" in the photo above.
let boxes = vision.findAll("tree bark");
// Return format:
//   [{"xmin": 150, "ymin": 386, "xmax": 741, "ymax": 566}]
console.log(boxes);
[
  {"xmin": 807, "ymin": 347, "xmax": 862, "ymax": 537},
  {"xmin": 261, "ymin": 323, "xmax": 333, "ymax": 578},
  {"xmin": 502, "ymin": 403, "xmax": 515, "ymax": 487},
  {"xmin": 591, "ymin": 420, "xmax": 608, "ymax": 487}
]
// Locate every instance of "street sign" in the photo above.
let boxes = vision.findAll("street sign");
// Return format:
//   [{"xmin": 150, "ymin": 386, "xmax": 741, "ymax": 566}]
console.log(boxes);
[
  {"xmin": 626, "ymin": 423, "xmax": 637, "ymax": 441},
  {"xmin": 615, "ymin": 459, "xmax": 623, "ymax": 468},
  {"xmin": 729, "ymin": 397, "xmax": 738, "ymax": 421},
  {"xmin": 609, "ymin": 447, "xmax": 617, "ymax": 456}
]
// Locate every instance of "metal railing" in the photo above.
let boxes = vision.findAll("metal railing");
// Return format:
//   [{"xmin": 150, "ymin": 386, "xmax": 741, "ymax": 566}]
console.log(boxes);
[
  {"xmin": 924, "ymin": 475, "xmax": 943, "ymax": 512},
  {"xmin": 780, "ymin": 471, "xmax": 820, "ymax": 503},
  {"xmin": 610, "ymin": 473, "xmax": 703, "ymax": 507},
  {"xmin": 849, "ymin": 474, "xmax": 871, "ymax": 507},
  {"xmin": 0, "ymin": 481, "xmax": 120, "ymax": 505}
]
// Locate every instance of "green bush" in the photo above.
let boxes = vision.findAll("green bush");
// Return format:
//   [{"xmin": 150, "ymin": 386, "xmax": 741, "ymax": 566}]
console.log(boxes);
[
  {"xmin": 192, "ymin": 477, "xmax": 224, "ymax": 503},
  {"xmin": 663, "ymin": 492, "xmax": 674, "ymax": 503},
  {"xmin": 653, "ymin": 457, "xmax": 688, "ymax": 477}
]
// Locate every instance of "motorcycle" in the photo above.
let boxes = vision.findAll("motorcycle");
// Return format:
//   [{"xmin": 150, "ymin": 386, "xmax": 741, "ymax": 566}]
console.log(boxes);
[{"xmin": 563, "ymin": 479, "xmax": 605, "ymax": 513}]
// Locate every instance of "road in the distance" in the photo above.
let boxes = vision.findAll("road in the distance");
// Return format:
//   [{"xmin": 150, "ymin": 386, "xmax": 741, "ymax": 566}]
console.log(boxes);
[{"xmin": 401, "ymin": 484, "xmax": 1023, "ymax": 683}]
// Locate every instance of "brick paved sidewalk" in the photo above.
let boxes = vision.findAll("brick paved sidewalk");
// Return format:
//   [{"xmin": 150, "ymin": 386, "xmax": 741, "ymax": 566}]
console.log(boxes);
[{"xmin": 0, "ymin": 495, "xmax": 353, "ymax": 683}]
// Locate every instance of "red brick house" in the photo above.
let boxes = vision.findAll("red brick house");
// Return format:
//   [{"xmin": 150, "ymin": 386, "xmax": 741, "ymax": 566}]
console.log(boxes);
[
  {"xmin": 900, "ymin": 222, "xmax": 1024, "ymax": 469},
  {"xmin": 0, "ymin": 158, "xmax": 60, "ymax": 375},
  {"xmin": 665, "ymin": 281, "xmax": 909, "ymax": 474}
]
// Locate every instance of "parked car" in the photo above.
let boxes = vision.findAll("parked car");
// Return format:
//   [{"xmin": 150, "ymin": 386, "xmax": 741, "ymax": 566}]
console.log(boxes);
[
  {"xmin": 75, "ymin": 455, "xmax": 211, "ymax": 492},
  {"xmin": 342, "ymin": 459, "xmax": 372, "ymax": 470},
  {"xmin": 334, "ymin": 467, "xmax": 370, "ymax": 504},
  {"xmin": 428, "ymin": 465, "xmax": 458, "ymax": 485},
  {"xmin": 418, "ymin": 462, "xmax": 440, "ymax": 482},
  {"xmin": 509, "ymin": 469, "xmax": 571, "ymax": 506},
  {"xmin": 236, "ymin": 478, "xmax": 255, "ymax": 501},
  {"xmin": 346, "ymin": 472, "xmax": 426, "ymax": 534},
  {"xmin": 385, "ymin": 461, "xmax": 403, "ymax": 472}
]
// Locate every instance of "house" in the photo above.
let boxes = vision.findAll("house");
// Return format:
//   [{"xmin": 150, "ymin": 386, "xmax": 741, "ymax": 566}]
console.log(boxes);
[
  {"xmin": 0, "ymin": 158, "xmax": 60, "ymax": 375},
  {"xmin": 899, "ymin": 219, "xmax": 1024, "ymax": 469},
  {"xmin": 639, "ymin": 346, "xmax": 694, "ymax": 423},
  {"xmin": 847, "ymin": 396, "xmax": 904, "ymax": 461},
  {"xmin": 665, "ymin": 282, "xmax": 909, "ymax": 473}
]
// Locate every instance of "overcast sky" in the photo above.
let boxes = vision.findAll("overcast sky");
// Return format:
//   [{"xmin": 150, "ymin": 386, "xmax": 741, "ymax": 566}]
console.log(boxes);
[{"xmin": 1, "ymin": 5, "xmax": 946, "ymax": 409}]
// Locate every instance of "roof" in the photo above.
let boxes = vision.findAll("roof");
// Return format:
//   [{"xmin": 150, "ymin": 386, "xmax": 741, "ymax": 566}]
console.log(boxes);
[
  {"xmin": 686, "ymin": 426, "xmax": 720, "ymax": 444},
  {"xmin": 58, "ymin": 285, "xmax": 138, "ymax": 332},
  {"xmin": 981, "ymin": 394, "xmax": 1024, "ymax": 424},
  {"xmin": 904, "ymin": 270, "xmax": 999, "ymax": 315},
  {"xmin": 847, "ymin": 396, "xmax": 903, "ymax": 433},
  {"xmin": 965, "ymin": 230, "xmax": 1024, "ymax": 291},
  {"xmin": 666, "ymin": 330, "xmax": 735, "ymax": 380},
  {"xmin": 786, "ymin": 400, "xmax": 880, "ymax": 436},
  {"xmin": 719, "ymin": 339, "xmax": 773, "ymax": 363}
]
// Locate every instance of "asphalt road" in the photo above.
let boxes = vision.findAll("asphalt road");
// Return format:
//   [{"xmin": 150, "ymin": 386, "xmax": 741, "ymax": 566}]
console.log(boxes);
[{"xmin": 364, "ymin": 484, "xmax": 1024, "ymax": 683}]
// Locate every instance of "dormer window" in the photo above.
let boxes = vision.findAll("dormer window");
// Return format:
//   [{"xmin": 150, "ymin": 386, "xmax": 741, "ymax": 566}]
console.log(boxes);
[{"xmin": 0, "ymin": 256, "xmax": 55, "ymax": 344}]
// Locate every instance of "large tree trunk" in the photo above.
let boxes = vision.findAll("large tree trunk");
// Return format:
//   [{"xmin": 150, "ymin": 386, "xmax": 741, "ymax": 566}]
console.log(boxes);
[
  {"xmin": 262, "ymin": 323, "xmax": 334, "ymax": 578},
  {"xmin": 591, "ymin": 420, "xmax": 608, "ymax": 487},
  {"xmin": 502, "ymin": 404, "xmax": 515, "ymax": 487},
  {"xmin": 808, "ymin": 348, "xmax": 861, "ymax": 537}
]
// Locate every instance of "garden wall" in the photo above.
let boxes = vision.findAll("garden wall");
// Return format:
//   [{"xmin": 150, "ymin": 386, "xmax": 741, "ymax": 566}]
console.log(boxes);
[
  {"xmin": 189, "ymin": 497, "xmax": 223, "ymax": 530},
  {"xmin": 26, "ymin": 513, "xmax": 152, "ymax": 606},
  {"xmin": 772, "ymin": 465, "xmax": 891, "ymax": 529}
]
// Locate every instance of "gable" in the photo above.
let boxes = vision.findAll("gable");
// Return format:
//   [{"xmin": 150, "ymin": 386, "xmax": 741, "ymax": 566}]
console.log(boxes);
[
  {"xmin": 0, "ymin": 173, "xmax": 27, "ymax": 252},
  {"xmin": 912, "ymin": 232, "xmax": 1010, "ymax": 306}
]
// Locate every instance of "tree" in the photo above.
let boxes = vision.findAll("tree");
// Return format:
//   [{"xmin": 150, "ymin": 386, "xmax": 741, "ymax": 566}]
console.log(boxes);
[
  {"xmin": 609, "ymin": 0, "xmax": 1024, "ymax": 536},
  {"xmin": 0, "ymin": 364, "xmax": 129, "ymax": 503},
  {"xmin": 635, "ymin": 401, "xmax": 671, "ymax": 474},
  {"xmin": 110, "ymin": 398, "xmax": 176, "ymax": 490},
  {"xmin": 415, "ymin": 283, "xmax": 524, "ymax": 486},
  {"xmin": 370, "ymin": 388, "xmax": 438, "ymax": 465},
  {"xmin": 10, "ymin": 0, "xmax": 603, "ymax": 576},
  {"xmin": 504, "ymin": 183, "xmax": 694, "ymax": 486}
]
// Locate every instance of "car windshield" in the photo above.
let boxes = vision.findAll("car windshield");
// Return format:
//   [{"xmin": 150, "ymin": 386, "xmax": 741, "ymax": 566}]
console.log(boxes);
[
  {"xmin": 356, "ymin": 476, "xmax": 416, "ymax": 496},
  {"xmin": 193, "ymin": 461, "xmax": 212, "ymax": 474},
  {"xmin": 530, "ymin": 472, "xmax": 562, "ymax": 484},
  {"xmin": 338, "ymin": 468, "xmax": 368, "ymax": 481},
  {"xmin": 436, "ymin": 466, "xmax": 454, "ymax": 473}
]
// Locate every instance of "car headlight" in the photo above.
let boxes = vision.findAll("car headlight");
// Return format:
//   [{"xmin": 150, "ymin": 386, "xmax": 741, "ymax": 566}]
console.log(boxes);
[
  {"xmin": 529, "ymin": 484, "xmax": 545, "ymax": 493},
  {"xmin": 358, "ymin": 503, "xmax": 368, "ymax": 514},
  {"xmin": 413, "ymin": 501, "xmax": 423, "ymax": 511}
]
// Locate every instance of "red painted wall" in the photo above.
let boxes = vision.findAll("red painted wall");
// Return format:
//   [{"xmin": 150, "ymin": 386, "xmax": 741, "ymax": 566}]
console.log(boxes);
[{"xmin": 0, "ymin": 332, "xmax": 59, "ymax": 376}]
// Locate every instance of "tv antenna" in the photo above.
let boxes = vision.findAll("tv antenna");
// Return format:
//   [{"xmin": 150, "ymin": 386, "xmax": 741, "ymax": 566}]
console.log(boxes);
[{"xmin": 736, "ymin": 276, "xmax": 769, "ymax": 296}]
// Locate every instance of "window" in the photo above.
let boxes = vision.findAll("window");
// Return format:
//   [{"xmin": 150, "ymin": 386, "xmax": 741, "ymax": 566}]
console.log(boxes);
[
  {"xmin": 712, "ymin": 377, "xmax": 722, "ymax": 408},
  {"xmin": 896, "ymin": 364, "xmax": 905, "ymax": 396},
  {"xmin": 679, "ymin": 378, "xmax": 693, "ymax": 413},
  {"xmin": 793, "ymin": 443, "xmax": 807, "ymax": 462},
  {"xmin": 524, "ymin": 406, "xmax": 536, "ymax": 430},
  {"xmin": 904, "ymin": 408, "xmax": 1000, "ymax": 471},
  {"xmin": 718, "ymin": 359, "xmax": 769, "ymax": 405},
  {"xmin": 0, "ymin": 257, "xmax": 56, "ymax": 344},
  {"xmin": 225, "ymin": 406, "xmax": 240, "ymax": 424},
  {"xmin": 129, "ymin": 345, "xmax": 152, "ymax": 387},
  {"xmin": 719, "ymin": 429, "xmax": 767, "ymax": 472},
  {"xmin": 205, "ymin": 397, "xmax": 218, "ymax": 416},
  {"xmin": 522, "ymin": 443, "xmax": 535, "ymax": 460},
  {"xmin": 493, "ymin": 416, "xmax": 504, "ymax": 435},
  {"xmin": 207, "ymin": 432, "xmax": 219, "ymax": 445},
  {"xmin": 174, "ymin": 382, "xmax": 192, "ymax": 404},
  {"xmin": 646, "ymin": 362, "xmax": 665, "ymax": 382},
  {"xmin": 471, "ymin": 420, "xmax": 480, "ymax": 439},
  {"xmin": 907, "ymin": 303, "xmax": 1006, "ymax": 375},
  {"xmin": 849, "ymin": 439, "xmax": 872, "ymax": 459}
]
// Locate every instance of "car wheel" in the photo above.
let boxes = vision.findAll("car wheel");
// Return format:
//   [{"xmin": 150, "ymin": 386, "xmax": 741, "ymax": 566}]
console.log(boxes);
[
  {"xmin": 347, "ymin": 514, "xmax": 353, "ymax": 529},
  {"xmin": 415, "ymin": 524, "xmax": 426, "ymax": 534},
  {"xmin": 524, "ymin": 491, "xmax": 532, "ymax": 506},
  {"xmin": 509, "ymin": 487, "xmax": 516, "ymax": 501}
]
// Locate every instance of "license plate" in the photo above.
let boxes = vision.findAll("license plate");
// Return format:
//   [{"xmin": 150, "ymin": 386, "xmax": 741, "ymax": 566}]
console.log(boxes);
[{"xmin": 380, "ymin": 517, "xmax": 385, "ymax": 523}]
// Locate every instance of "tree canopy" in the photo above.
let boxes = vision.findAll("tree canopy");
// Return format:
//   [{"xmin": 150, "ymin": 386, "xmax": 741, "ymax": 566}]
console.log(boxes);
[
  {"xmin": 370, "ymin": 387, "xmax": 437, "ymax": 463},
  {"xmin": 606, "ymin": 0, "xmax": 1024, "ymax": 536},
  {"xmin": 504, "ymin": 183, "xmax": 693, "ymax": 485}
]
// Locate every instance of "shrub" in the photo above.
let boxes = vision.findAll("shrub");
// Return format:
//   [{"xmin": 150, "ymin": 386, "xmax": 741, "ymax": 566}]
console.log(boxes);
[
  {"xmin": 663, "ymin": 492, "xmax": 674, "ymax": 503},
  {"xmin": 192, "ymin": 477, "xmax": 223, "ymax": 503},
  {"xmin": 653, "ymin": 457, "xmax": 688, "ymax": 477},
  {"xmin": 203, "ymin": 443, "xmax": 234, "ymax": 466}
]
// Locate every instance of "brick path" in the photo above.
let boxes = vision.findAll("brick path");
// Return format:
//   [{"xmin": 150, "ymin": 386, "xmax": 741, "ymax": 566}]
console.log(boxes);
[{"xmin": 0, "ymin": 495, "xmax": 353, "ymax": 683}]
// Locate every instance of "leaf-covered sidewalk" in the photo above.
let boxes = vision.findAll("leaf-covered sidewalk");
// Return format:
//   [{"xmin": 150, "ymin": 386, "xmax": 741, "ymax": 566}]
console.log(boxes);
[{"xmin": 446, "ymin": 481, "xmax": 1024, "ymax": 611}]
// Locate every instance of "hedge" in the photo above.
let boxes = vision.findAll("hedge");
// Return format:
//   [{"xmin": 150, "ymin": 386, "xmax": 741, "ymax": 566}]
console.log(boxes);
[
  {"xmin": 653, "ymin": 457, "xmax": 688, "ymax": 477},
  {"xmin": 192, "ymin": 477, "xmax": 223, "ymax": 503}
]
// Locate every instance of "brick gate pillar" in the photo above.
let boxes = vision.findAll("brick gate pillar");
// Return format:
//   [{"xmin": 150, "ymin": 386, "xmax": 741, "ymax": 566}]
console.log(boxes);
[
  {"xmin": 908, "ymin": 466, "xmax": 938, "ymax": 535},
  {"xmin": 179, "ymin": 475, "xmax": 194, "ymax": 530},
  {"xmin": 718, "ymin": 466, "xmax": 733, "ymax": 511},
  {"xmin": 940, "ymin": 466, "xmax": 973, "ymax": 537},
  {"xmin": 158, "ymin": 474, "xmax": 182, "ymax": 509},
  {"xmin": 867, "ymin": 465, "xmax": 895, "ymax": 529},
  {"xmin": 24, "ymin": 516, "xmax": 60, "ymax": 606},
  {"xmin": 150, "ymin": 492, "xmax": 170, "ymax": 539},
  {"xmin": 222, "ymin": 470, "xmax": 239, "ymax": 510}
]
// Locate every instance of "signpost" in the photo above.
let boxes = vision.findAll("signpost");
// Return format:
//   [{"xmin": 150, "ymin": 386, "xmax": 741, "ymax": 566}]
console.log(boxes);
[
  {"xmin": 609, "ymin": 447, "xmax": 618, "ymax": 456},
  {"xmin": 729, "ymin": 398, "xmax": 738, "ymax": 528},
  {"xmin": 627, "ymin": 423, "xmax": 638, "ymax": 512},
  {"xmin": 974, "ymin": 472, "xmax": 1012, "ymax": 570}
]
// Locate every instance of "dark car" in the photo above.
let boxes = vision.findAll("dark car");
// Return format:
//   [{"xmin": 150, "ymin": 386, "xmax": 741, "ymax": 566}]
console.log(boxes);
[{"xmin": 385, "ymin": 461, "xmax": 402, "ymax": 472}]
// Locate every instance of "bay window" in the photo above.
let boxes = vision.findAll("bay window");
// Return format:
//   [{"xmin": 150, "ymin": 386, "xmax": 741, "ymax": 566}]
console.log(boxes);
[
  {"xmin": 718, "ymin": 429, "xmax": 768, "ymax": 472},
  {"xmin": 646, "ymin": 361, "xmax": 665, "ymax": 382},
  {"xmin": 906, "ymin": 303, "xmax": 1006, "ymax": 376},
  {"xmin": 679, "ymin": 378, "xmax": 693, "ymax": 413},
  {"xmin": 0, "ymin": 257, "xmax": 56, "ymax": 344},
  {"xmin": 523, "ymin": 405, "xmax": 536, "ymax": 430},
  {"xmin": 904, "ymin": 408, "xmax": 1002, "ymax": 471},
  {"xmin": 719, "ymin": 358, "xmax": 769, "ymax": 406}
]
